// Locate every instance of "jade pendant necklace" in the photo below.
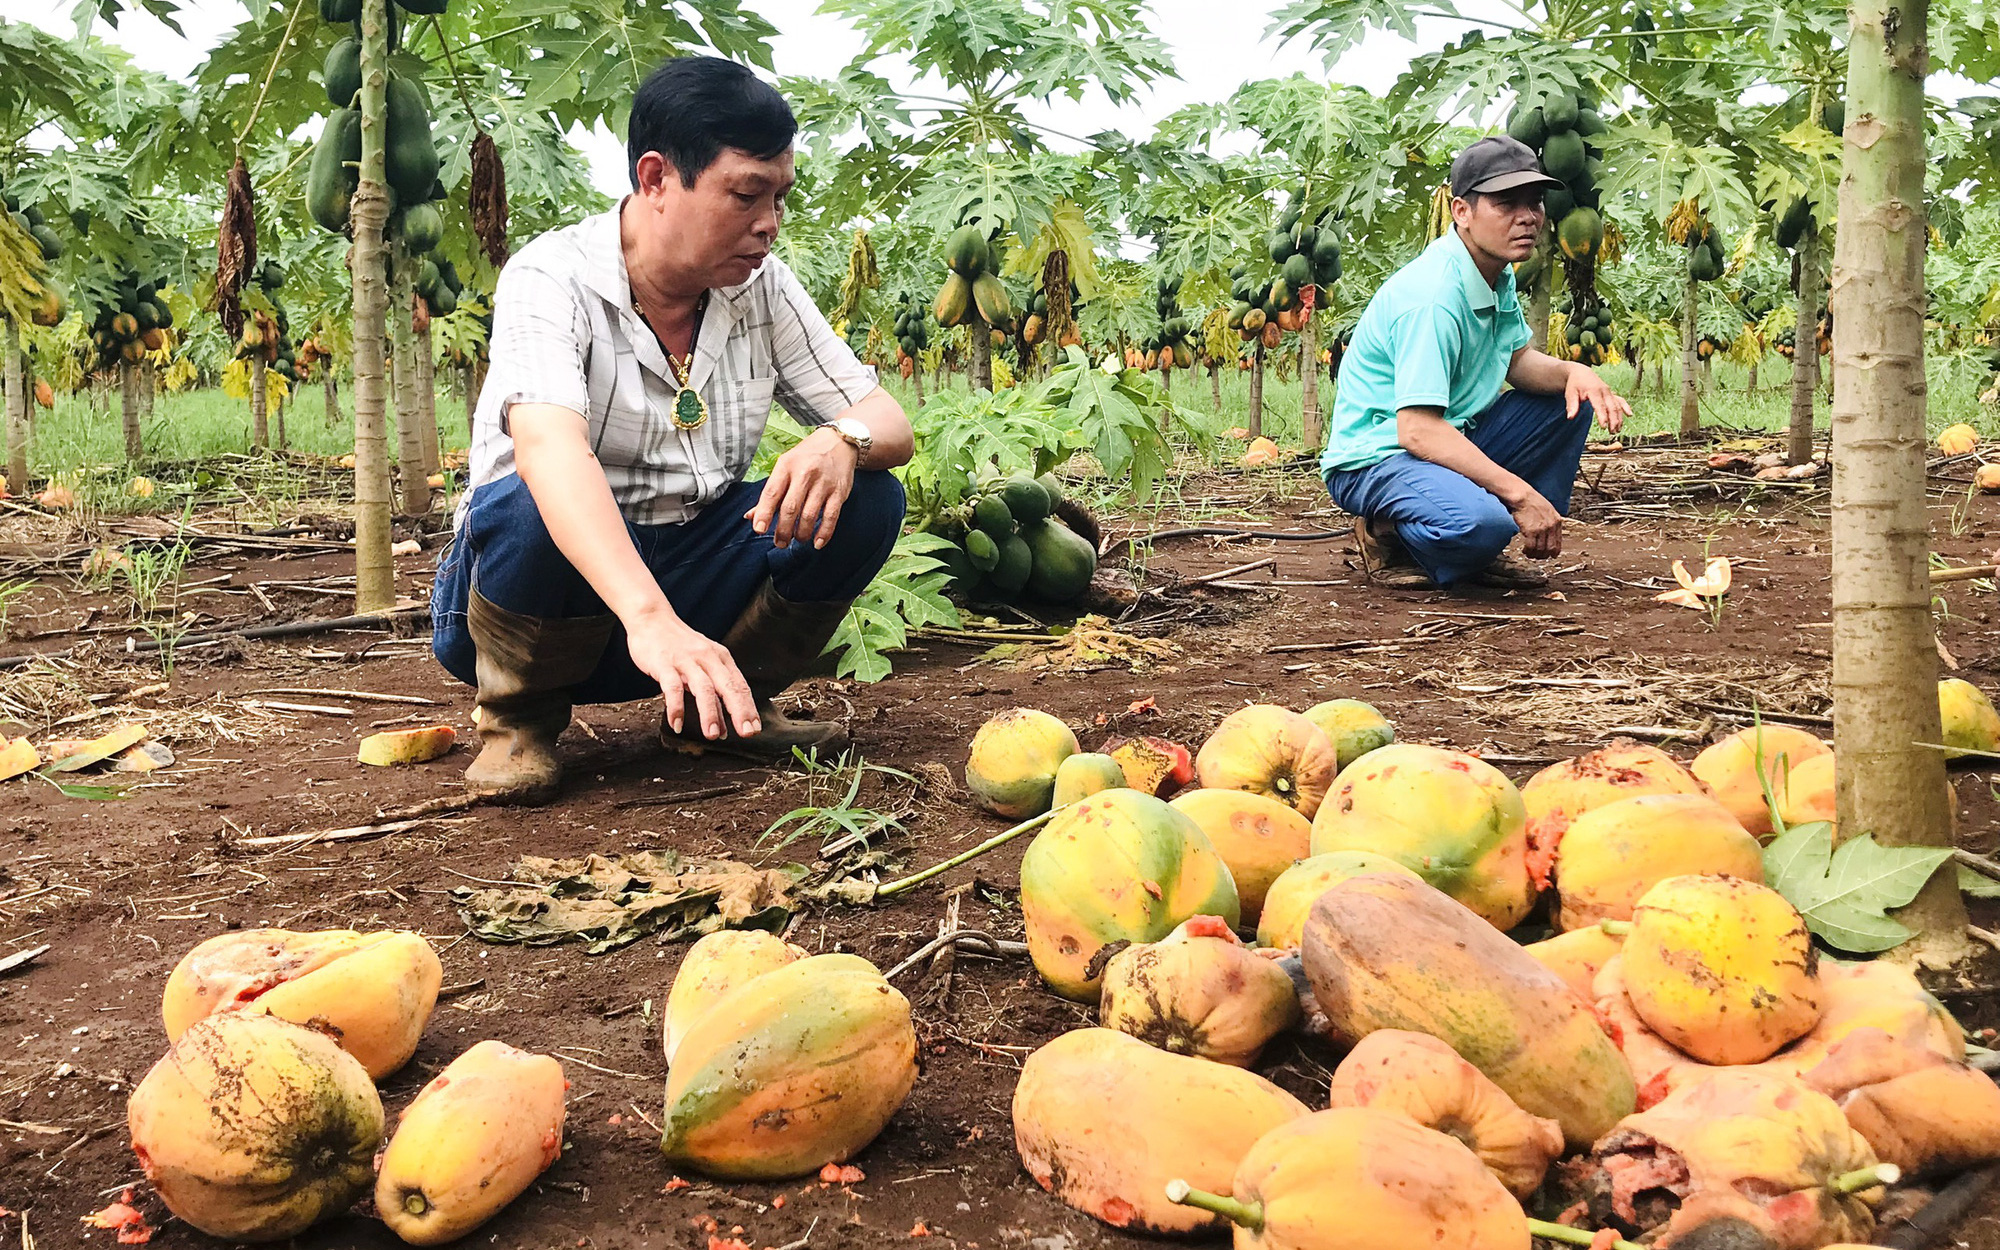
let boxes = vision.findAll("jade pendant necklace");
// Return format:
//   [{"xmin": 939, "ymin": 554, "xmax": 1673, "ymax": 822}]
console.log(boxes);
[{"xmin": 635, "ymin": 287, "xmax": 710, "ymax": 431}]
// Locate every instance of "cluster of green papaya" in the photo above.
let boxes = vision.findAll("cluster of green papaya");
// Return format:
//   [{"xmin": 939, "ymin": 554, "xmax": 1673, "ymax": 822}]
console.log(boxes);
[
  {"xmin": 89, "ymin": 271, "xmax": 174, "ymax": 370},
  {"xmin": 1773, "ymin": 328, "xmax": 1798, "ymax": 360},
  {"xmin": 1561, "ymin": 304, "xmax": 1615, "ymax": 367},
  {"xmin": 932, "ymin": 474, "xmax": 1098, "ymax": 605},
  {"xmin": 412, "ymin": 247, "xmax": 464, "ymax": 316},
  {"xmin": 935, "ymin": 223, "xmax": 1015, "ymax": 331},
  {"xmin": 309, "ymin": 0, "xmax": 445, "ymax": 239},
  {"xmin": 891, "ymin": 291, "xmax": 930, "ymax": 361},
  {"xmin": 1687, "ymin": 222, "xmax": 1727, "ymax": 283},
  {"xmin": 1, "ymin": 177, "xmax": 67, "ymax": 327},
  {"xmin": 1508, "ymin": 89, "xmax": 1606, "ymax": 270},
  {"xmin": 1147, "ymin": 274, "xmax": 1194, "ymax": 372}
]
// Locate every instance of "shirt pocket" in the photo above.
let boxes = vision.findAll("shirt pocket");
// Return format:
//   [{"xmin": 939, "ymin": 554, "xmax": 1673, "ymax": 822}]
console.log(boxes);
[{"xmin": 721, "ymin": 376, "xmax": 777, "ymax": 480}]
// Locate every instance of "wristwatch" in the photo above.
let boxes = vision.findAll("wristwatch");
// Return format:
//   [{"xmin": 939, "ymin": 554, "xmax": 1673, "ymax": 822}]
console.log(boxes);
[{"xmin": 828, "ymin": 416, "xmax": 873, "ymax": 462}]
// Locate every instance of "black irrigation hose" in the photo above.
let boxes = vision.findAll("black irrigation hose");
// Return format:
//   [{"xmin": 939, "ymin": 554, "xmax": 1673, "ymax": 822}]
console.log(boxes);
[
  {"xmin": 0, "ymin": 610, "xmax": 425, "ymax": 671},
  {"xmin": 1878, "ymin": 1161, "xmax": 2000, "ymax": 1249},
  {"xmin": 1124, "ymin": 526, "xmax": 1350, "ymax": 544}
]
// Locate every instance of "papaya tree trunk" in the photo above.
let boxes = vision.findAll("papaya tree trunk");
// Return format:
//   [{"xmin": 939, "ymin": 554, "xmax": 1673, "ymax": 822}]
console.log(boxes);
[
  {"xmin": 120, "ymin": 361, "xmax": 142, "ymax": 461},
  {"xmin": 1831, "ymin": 0, "xmax": 1966, "ymax": 966},
  {"xmin": 1679, "ymin": 274, "xmax": 1701, "ymax": 438},
  {"xmin": 1301, "ymin": 318, "xmax": 1323, "ymax": 451},
  {"xmin": 1528, "ymin": 266, "xmax": 1552, "ymax": 352},
  {"xmin": 416, "ymin": 315, "xmax": 440, "ymax": 476},
  {"xmin": 324, "ymin": 363, "xmax": 340, "ymax": 429},
  {"xmin": 912, "ymin": 360, "xmax": 925, "ymax": 405},
  {"xmin": 1209, "ymin": 361, "xmax": 1222, "ymax": 412},
  {"xmin": 1747, "ymin": 357, "xmax": 1759, "ymax": 393},
  {"xmin": 968, "ymin": 314, "xmax": 992, "ymax": 390},
  {"xmin": 275, "ymin": 389, "xmax": 288, "ymax": 451},
  {"xmin": 250, "ymin": 355, "xmax": 269, "ymax": 449},
  {"xmin": 391, "ymin": 251, "xmax": 428, "ymax": 515},
  {"xmin": 350, "ymin": 0, "xmax": 396, "ymax": 612},
  {"xmin": 1248, "ymin": 342, "xmax": 1266, "ymax": 440},
  {"xmin": 140, "ymin": 358, "xmax": 155, "ymax": 421},
  {"xmin": 3, "ymin": 317, "xmax": 26, "ymax": 490},
  {"xmin": 1790, "ymin": 230, "xmax": 1823, "ymax": 466},
  {"xmin": 1653, "ymin": 360, "xmax": 1666, "ymax": 398}
]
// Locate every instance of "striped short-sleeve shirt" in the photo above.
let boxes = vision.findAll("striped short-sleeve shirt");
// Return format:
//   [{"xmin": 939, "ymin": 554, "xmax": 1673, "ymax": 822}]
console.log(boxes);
[{"xmin": 461, "ymin": 201, "xmax": 879, "ymax": 526}]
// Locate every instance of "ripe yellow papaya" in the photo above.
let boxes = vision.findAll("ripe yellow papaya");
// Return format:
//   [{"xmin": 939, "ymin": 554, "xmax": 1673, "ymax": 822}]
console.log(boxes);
[
  {"xmin": 1937, "ymin": 422, "xmax": 1979, "ymax": 456},
  {"xmin": 1013, "ymin": 1027, "xmax": 1307, "ymax": 1235},
  {"xmin": 376, "ymin": 1041, "xmax": 568, "ymax": 1245},
  {"xmin": 964, "ymin": 707, "xmax": 1078, "ymax": 818},
  {"xmin": 1938, "ymin": 677, "xmax": 2000, "ymax": 759},
  {"xmin": 1098, "ymin": 915, "xmax": 1300, "ymax": 1066},
  {"xmin": 1195, "ymin": 704, "xmax": 1339, "ymax": 818},
  {"xmin": 1518, "ymin": 739, "xmax": 1709, "ymax": 887},
  {"xmin": 1690, "ymin": 724, "xmax": 1830, "ymax": 835},
  {"xmin": 1168, "ymin": 1106, "xmax": 1531, "ymax": 1250},
  {"xmin": 1521, "ymin": 922, "xmax": 1623, "ymax": 1005},
  {"xmin": 1053, "ymin": 751, "xmax": 1128, "ymax": 807},
  {"xmin": 1775, "ymin": 751, "xmax": 1837, "ymax": 827},
  {"xmin": 163, "ymin": 928, "xmax": 442, "ymax": 1078},
  {"xmin": 129, "ymin": 1013, "xmax": 383, "ymax": 1242},
  {"xmin": 1168, "ymin": 788, "xmax": 1313, "ymax": 921},
  {"xmin": 1325, "ymin": 1030, "xmax": 1564, "ymax": 1197},
  {"xmin": 1551, "ymin": 793, "xmax": 1762, "ymax": 929},
  {"xmin": 1301, "ymin": 872, "xmax": 1636, "ymax": 1148},
  {"xmin": 1300, "ymin": 698, "xmax": 1394, "ymax": 771},
  {"xmin": 662, "ymin": 930, "xmax": 804, "ymax": 1064},
  {"xmin": 1104, "ymin": 734, "xmax": 1196, "ymax": 797},
  {"xmin": 1309, "ymin": 743, "xmax": 1536, "ymax": 930},
  {"xmin": 1020, "ymin": 788, "xmax": 1241, "ymax": 1001},
  {"xmin": 1623, "ymin": 874, "xmax": 1823, "ymax": 1065},
  {"xmin": 1254, "ymin": 851, "xmax": 1420, "ymax": 950},
  {"xmin": 934, "ymin": 273, "xmax": 972, "ymax": 328},
  {"xmin": 660, "ymin": 953, "xmax": 916, "ymax": 1179}
]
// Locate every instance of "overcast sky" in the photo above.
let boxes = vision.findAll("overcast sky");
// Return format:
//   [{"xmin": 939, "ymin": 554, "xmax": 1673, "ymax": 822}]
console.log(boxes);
[{"xmin": 3, "ymin": 0, "xmax": 1449, "ymax": 193}]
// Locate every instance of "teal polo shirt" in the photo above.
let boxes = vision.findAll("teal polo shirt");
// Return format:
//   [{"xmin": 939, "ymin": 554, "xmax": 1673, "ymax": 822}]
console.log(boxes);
[{"xmin": 1320, "ymin": 230, "xmax": 1533, "ymax": 474}]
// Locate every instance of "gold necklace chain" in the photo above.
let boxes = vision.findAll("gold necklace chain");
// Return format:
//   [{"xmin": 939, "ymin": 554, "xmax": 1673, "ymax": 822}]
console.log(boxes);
[{"xmin": 633, "ymin": 286, "xmax": 710, "ymax": 431}]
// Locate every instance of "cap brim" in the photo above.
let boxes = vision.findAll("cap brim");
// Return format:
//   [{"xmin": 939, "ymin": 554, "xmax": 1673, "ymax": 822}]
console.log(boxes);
[{"xmin": 1467, "ymin": 169, "xmax": 1566, "ymax": 195}]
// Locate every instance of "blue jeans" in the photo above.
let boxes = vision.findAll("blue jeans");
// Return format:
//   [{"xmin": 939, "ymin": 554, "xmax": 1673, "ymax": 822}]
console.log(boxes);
[
  {"xmin": 1325, "ymin": 391, "xmax": 1593, "ymax": 587},
  {"xmin": 432, "ymin": 471, "xmax": 907, "ymax": 703}
]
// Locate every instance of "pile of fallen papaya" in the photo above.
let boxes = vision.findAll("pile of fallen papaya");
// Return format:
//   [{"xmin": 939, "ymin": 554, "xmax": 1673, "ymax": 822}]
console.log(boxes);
[{"xmin": 962, "ymin": 680, "xmax": 2000, "ymax": 1249}]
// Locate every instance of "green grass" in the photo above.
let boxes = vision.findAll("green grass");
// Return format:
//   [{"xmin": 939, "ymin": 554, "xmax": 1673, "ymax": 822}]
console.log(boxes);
[{"xmin": 23, "ymin": 381, "xmax": 474, "ymax": 475}]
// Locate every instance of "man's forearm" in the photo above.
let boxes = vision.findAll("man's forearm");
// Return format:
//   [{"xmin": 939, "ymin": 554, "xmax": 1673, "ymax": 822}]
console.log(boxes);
[
  {"xmin": 832, "ymin": 387, "xmax": 913, "ymax": 470},
  {"xmin": 1396, "ymin": 408, "xmax": 1535, "ymax": 507},
  {"xmin": 511, "ymin": 406, "xmax": 680, "ymax": 628},
  {"xmin": 1506, "ymin": 349, "xmax": 1578, "ymax": 395}
]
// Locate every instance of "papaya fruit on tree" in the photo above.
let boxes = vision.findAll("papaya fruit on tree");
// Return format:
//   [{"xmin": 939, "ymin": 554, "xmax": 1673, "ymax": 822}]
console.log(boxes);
[
  {"xmin": 323, "ymin": 36, "xmax": 361, "ymax": 108},
  {"xmin": 384, "ymin": 74, "xmax": 442, "ymax": 201},
  {"xmin": 307, "ymin": 108, "xmax": 362, "ymax": 234}
]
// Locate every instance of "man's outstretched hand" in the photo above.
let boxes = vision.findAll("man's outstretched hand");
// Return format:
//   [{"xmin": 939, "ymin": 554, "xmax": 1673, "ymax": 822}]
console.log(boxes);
[
  {"xmin": 747, "ymin": 427, "xmax": 858, "ymax": 550},
  {"xmin": 1566, "ymin": 362, "xmax": 1631, "ymax": 435}
]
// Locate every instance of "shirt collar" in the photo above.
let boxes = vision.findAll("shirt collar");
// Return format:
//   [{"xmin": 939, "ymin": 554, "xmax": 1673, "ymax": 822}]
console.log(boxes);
[
  {"xmin": 1438, "ymin": 228, "xmax": 1518, "ymax": 315},
  {"xmin": 581, "ymin": 195, "xmax": 756, "ymax": 316}
]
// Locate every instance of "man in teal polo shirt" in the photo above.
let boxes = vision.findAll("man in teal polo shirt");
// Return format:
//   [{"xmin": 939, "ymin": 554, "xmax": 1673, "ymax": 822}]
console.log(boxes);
[{"xmin": 1324, "ymin": 137, "xmax": 1631, "ymax": 589}]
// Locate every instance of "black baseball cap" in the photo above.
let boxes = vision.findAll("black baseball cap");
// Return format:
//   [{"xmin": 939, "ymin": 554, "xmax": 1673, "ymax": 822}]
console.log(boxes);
[{"xmin": 1451, "ymin": 136, "xmax": 1566, "ymax": 199}]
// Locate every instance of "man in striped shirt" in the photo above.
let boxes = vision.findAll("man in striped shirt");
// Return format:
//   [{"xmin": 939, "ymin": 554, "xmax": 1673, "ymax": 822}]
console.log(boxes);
[{"xmin": 432, "ymin": 57, "xmax": 912, "ymax": 805}]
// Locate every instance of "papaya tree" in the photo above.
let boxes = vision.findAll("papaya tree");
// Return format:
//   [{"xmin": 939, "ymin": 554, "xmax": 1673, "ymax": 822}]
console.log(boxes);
[{"xmin": 1828, "ymin": 0, "xmax": 1965, "ymax": 964}]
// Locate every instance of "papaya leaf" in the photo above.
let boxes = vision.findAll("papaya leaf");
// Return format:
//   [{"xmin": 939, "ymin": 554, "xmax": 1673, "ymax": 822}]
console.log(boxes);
[
  {"xmin": 1763, "ymin": 823, "xmax": 1954, "ymax": 954},
  {"xmin": 1959, "ymin": 866, "xmax": 2000, "ymax": 899},
  {"xmin": 824, "ymin": 533, "xmax": 963, "ymax": 683}
]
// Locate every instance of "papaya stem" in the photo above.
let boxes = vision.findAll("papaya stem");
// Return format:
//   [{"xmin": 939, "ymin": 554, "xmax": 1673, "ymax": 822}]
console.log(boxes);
[
  {"xmin": 1598, "ymin": 920, "xmax": 1634, "ymax": 936},
  {"xmin": 874, "ymin": 807, "xmax": 1061, "ymax": 899},
  {"xmin": 1525, "ymin": 1219, "xmax": 1646, "ymax": 1250},
  {"xmin": 1163, "ymin": 1179, "xmax": 1264, "ymax": 1229},
  {"xmin": 1830, "ymin": 1163, "xmax": 1901, "ymax": 1194}
]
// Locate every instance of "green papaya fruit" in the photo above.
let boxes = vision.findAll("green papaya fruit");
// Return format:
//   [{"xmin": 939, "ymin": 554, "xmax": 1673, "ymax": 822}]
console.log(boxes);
[
  {"xmin": 151, "ymin": 299, "xmax": 174, "ymax": 329},
  {"xmin": 1507, "ymin": 105, "xmax": 1548, "ymax": 150},
  {"xmin": 934, "ymin": 273, "xmax": 972, "ymax": 327},
  {"xmin": 319, "ymin": 0, "xmax": 360, "ymax": 19},
  {"xmin": 401, "ymin": 200, "xmax": 444, "ymax": 253},
  {"xmin": 396, "ymin": 0, "xmax": 448, "ymax": 12},
  {"xmin": 1267, "ymin": 229, "xmax": 1292, "ymax": 265},
  {"xmin": 1544, "ymin": 185, "xmax": 1575, "ymax": 224},
  {"xmin": 1689, "ymin": 242, "xmax": 1722, "ymax": 282},
  {"xmin": 1020, "ymin": 519, "xmax": 1097, "ymax": 603},
  {"xmin": 1282, "ymin": 252, "xmax": 1313, "ymax": 291},
  {"xmin": 944, "ymin": 224, "xmax": 986, "ymax": 276},
  {"xmin": 1776, "ymin": 196, "xmax": 1813, "ymax": 250},
  {"xmin": 1278, "ymin": 205, "xmax": 1303, "ymax": 234},
  {"xmin": 431, "ymin": 284, "xmax": 457, "ymax": 315},
  {"xmin": 972, "ymin": 493, "xmax": 1016, "ymax": 539},
  {"xmin": 68, "ymin": 208, "xmax": 90, "ymax": 235},
  {"xmin": 1035, "ymin": 473, "xmax": 1066, "ymax": 511},
  {"xmin": 29, "ymin": 224, "xmax": 62, "ymax": 261},
  {"xmin": 437, "ymin": 258, "xmax": 461, "ymax": 294},
  {"xmin": 989, "ymin": 533, "xmax": 1034, "ymax": 597},
  {"xmin": 1267, "ymin": 279, "xmax": 1296, "ymax": 312},
  {"xmin": 972, "ymin": 273, "xmax": 1014, "ymax": 327},
  {"xmin": 1542, "ymin": 92, "xmax": 1581, "ymax": 131},
  {"xmin": 414, "ymin": 259, "xmax": 441, "ymax": 300},
  {"xmin": 998, "ymin": 475, "xmax": 1053, "ymax": 524},
  {"xmin": 260, "ymin": 260, "xmax": 287, "ymax": 291},
  {"xmin": 1556, "ymin": 207, "xmax": 1603, "ymax": 262},
  {"xmin": 1227, "ymin": 301, "xmax": 1253, "ymax": 329},
  {"xmin": 1541, "ymin": 129, "xmax": 1587, "ymax": 184},
  {"xmin": 323, "ymin": 36, "xmax": 360, "ymax": 108},
  {"xmin": 1574, "ymin": 108, "xmax": 1607, "ymax": 138},
  {"xmin": 307, "ymin": 108, "xmax": 363, "ymax": 234},
  {"xmin": 1822, "ymin": 99, "xmax": 1844, "ymax": 135},
  {"xmin": 1293, "ymin": 224, "xmax": 1318, "ymax": 256},
  {"xmin": 384, "ymin": 74, "xmax": 441, "ymax": 201},
  {"xmin": 965, "ymin": 529, "xmax": 1001, "ymax": 573}
]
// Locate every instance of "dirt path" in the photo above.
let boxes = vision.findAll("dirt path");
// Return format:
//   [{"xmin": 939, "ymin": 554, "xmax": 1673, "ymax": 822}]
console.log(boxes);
[{"xmin": 7, "ymin": 452, "xmax": 2000, "ymax": 1249}]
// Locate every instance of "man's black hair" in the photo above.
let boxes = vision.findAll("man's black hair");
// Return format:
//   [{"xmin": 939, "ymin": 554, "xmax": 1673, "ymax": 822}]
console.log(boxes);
[{"xmin": 628, "ymin": 56, "xmax": 796, "ymax": 190}]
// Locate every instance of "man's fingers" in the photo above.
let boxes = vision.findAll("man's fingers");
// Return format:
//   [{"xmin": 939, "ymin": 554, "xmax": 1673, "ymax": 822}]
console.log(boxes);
[
  {"xmin": 773, "ymin": 472, "xmax": 812, "ymax": 548},
  {"xmin": 684, "ymin": 667, "xmax": 725, "ymax": 740},
  {"xmin": 1566, "ymin": 388, "xmax": 1581, "ymax": 420},
  {"xmin": 747, "ymin": 469, "xmax": 788, "ymax": 535},
  {"xmin": 709, "ymin": 656, "xmax": 760, "ymax": 737},
  {"xmin": 813, "ymin": 487, "xmax": 847, "ymax": 549},
  {"xmin": 659, "ymin": 669, "xmax": 688, "ymax": 734}
]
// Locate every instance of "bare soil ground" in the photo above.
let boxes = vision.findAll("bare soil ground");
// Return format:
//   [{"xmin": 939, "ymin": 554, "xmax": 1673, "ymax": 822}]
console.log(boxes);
[{"xmin": 7, "ymin": 442, "xmax": 2000, "ymax": 1249}]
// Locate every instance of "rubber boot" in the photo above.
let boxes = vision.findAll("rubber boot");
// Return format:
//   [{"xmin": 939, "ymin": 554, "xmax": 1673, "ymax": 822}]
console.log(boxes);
[
  {"xmin": 661, "ymin": 578, "xmax": 850, "ymax": 759},
  {"xmin": 463, "ymin": 590, "xmax": 614, "ymax": 805}
]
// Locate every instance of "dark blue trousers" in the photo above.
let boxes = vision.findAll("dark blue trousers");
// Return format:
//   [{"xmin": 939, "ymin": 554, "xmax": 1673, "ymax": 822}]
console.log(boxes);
[
  {"xmin": 1325, "ymin": 391, "xmax": 1593, "ymax": 587},
  {"xmin": 432, "ymin": 471, "xmax": 906, "ymax": 703}
]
